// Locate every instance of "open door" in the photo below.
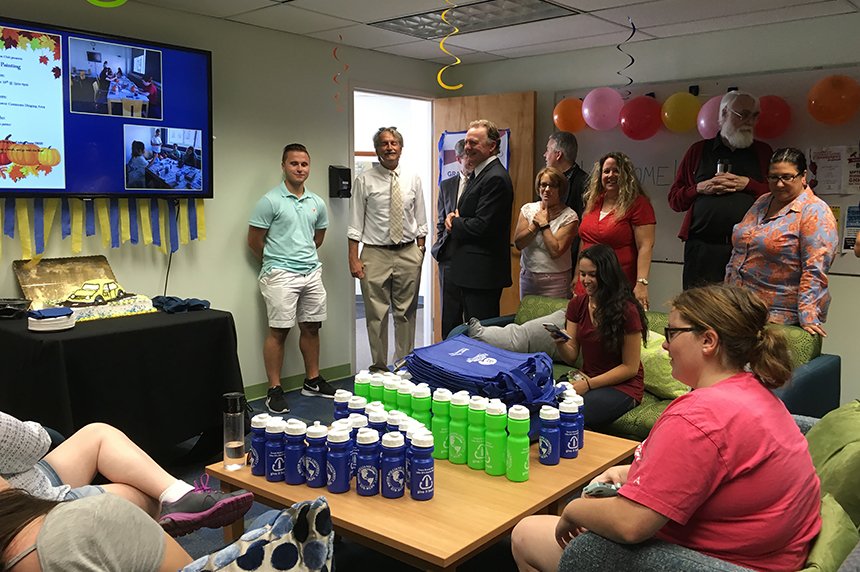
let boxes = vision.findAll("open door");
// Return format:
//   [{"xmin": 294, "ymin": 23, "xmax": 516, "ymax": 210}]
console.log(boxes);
[{"xmin": 431, "ymin": 91, "xmax": 536, "ymax": 342}]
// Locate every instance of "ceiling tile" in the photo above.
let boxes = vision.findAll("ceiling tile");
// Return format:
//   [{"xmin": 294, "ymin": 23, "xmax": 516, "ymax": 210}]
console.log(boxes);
[
  {"xmin": 375, "ymin": 40, "xmax": 477, "ymax": 60},
  {"xmin": 228, "ymin": 4, "xmax": 357, "ymax": 34},
  {"xmin": 308, "ymin": 25, "xmax": 421, "ymax": 49},
  {"xmin": 488, "ymin": 29, "xmax": 653, "ymax": 58},
  {"xmin": 445, "ymin": 14, "xmax": 628, "ymax": 51},
  {"xmin": 593, "ymin": 0, "xmax": 821, "ymax": 28},
  {"xmin": 643, "ymin": 0, "xmax": 854, "ymax": 38},
  {"xmin": 428, "ymin": 51, "xmax": 508, "ymax": 64},
  {"xmin": 551, "ymin": 0, "xmax": 654, "ymax": 12},
  {"xmin": 133, "ymin": 0, "xmax": 277, "ymax": 19},
  {"xmin": 289, "ymin": 0, "xmax": 483, "ymax": 23}
]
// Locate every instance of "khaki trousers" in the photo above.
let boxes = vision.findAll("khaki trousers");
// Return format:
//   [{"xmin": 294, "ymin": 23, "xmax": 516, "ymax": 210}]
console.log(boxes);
[{"xmin": 359, "ymin": 243, "xmax": 424, "ymax": 370}]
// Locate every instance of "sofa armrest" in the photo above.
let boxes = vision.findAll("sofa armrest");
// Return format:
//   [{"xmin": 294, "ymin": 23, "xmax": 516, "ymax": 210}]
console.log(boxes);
[
  {"xmin": 446, "ymin": 314, "xmax": 516, "ymax": 339},
  {"xmin": 774, "ymin": 354, "xmax": 841, "ymax": 419}
]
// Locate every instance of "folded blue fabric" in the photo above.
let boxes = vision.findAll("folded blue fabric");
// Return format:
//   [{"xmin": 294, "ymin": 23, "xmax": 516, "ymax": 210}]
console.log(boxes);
[
  {"xmin": 152, "ymin": 296, "xmax": 211, "ymax": 314},
  {"xmin": 27, "ymin": 307, "xmax": 73, "ymax": 319}
]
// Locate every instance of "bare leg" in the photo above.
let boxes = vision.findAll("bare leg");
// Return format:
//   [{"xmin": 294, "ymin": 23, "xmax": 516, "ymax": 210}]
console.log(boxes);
[
  {"xmin": 263, "ymin": 327, "xmax": 290, "ymax": 387},
  {"xmin": 511, "ymin": 514, "xmax": 565, "ymax": 572},
  {"xmin": 43, "ymin": 423, "xmax": 176, "ymax": 507},
  {"xmin": 298, "ymin": 322, "xmax": 321, "ymax": 379}
]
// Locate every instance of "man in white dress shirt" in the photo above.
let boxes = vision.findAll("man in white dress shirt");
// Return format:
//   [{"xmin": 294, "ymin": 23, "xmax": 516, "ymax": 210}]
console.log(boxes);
[{"xmin": 348, "ymin": 127, "xmax": 428, "ymax": 371}]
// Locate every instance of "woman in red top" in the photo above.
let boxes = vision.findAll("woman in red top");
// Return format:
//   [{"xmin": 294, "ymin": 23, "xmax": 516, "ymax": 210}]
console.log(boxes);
[
  {"xmin": 575, "ymin": 152, "xmax": 656, "ymax": 309},
  {"xmin": 552, "ymin": 244, "xmax": 646, "ymax": 428}
]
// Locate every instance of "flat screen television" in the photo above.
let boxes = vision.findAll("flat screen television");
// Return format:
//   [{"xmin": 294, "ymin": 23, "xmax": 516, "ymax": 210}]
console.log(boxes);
[{"xmin": 0, "ymin": 17, "xmax": 213, "ymax": 199}]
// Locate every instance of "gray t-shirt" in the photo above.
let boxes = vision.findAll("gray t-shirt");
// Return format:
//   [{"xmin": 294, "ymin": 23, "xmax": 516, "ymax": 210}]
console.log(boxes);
[{"xmin": 37, "ymin": 494, "xmax": 165, "ymax": 571}]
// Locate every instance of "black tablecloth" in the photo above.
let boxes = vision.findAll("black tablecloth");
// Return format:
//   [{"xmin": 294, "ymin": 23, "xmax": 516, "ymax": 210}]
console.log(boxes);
[{"xmin": 0, "ymin": 310, "xmax": 243, "ymax": 455}]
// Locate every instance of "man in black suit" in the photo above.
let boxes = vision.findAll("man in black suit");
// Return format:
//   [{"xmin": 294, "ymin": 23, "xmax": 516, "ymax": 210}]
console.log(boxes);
[
  {"xmin": 437, "ymin": 119, "xmax": 513, "ymax": 337},
  {"xmin": 432, "ymin": 138, "xmax": 470, "ymax": 294},
  {"xmin": 544, "ymin": 131, "xmax": 588, "ymax": 268}
]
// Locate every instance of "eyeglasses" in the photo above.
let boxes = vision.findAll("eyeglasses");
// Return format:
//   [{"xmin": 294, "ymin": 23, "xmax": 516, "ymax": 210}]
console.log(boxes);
[
  {"xmin": 728, "ymin": 109, "xmax": 760, "ymax": 122},
  {"xmin": 664, "ymin": 327, "xmax": 698, "ymax": 342},
  {"xmin": 538, "ymin": 182, "xmax": 559, "ymax": 189},
  {"xmin": 767, "ymin": 172, "xmax": 803, "ymax": 183},
  {"xmin": 377, "ymin": 126, "xmax": 397, "ymax": 132}
]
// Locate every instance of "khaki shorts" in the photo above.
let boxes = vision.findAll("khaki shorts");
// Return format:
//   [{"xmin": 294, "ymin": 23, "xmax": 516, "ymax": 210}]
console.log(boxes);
[{"xmin": 259, "ymin": 267, "xmax": 327, "ymax": 329}]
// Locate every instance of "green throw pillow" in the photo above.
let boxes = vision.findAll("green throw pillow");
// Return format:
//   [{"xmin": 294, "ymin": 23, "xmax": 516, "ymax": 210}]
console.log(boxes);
[
  {"xmin": 768, "ymin": 323, "xmax": 822, "ymax": 369},
  {"xmin": 641, "ymin": 331, "xmax": 690, "ymax": 400},
  {"xmin": 515, "ymin": 295, "xmax": 568, "ymax": 325},
  {"xmin": 798, "ymin": 494, "xmax": 860, "ymax": 572}
]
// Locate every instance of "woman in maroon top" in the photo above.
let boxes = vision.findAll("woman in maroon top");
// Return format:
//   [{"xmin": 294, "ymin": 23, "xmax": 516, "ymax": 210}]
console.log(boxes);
[{"xmin": 553, "ymin": 244, "xmax": 646, "ymax": 427}]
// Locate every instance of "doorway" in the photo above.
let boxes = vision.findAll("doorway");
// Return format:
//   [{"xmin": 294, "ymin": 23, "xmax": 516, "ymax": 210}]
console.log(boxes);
[{"xmin": 352, "ymin": 90, "xmax": 433, "ymax": 370}]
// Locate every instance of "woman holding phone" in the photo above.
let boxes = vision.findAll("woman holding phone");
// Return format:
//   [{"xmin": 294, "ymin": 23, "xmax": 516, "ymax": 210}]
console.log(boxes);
[{"xmin": 551, "ymin": 244, "xmax": 646, "ymax": 427}]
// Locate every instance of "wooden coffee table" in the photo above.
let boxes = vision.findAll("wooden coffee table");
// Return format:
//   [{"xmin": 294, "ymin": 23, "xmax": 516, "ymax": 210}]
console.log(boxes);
[{"xmin": 207, "ymin": 431, "xmax": 637, "ymax": 571}]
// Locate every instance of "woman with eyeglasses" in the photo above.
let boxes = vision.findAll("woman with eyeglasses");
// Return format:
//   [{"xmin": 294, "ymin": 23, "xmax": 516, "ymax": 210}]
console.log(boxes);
[
  {"xmin": 513, "ymin": 167, "xmax": 579, "ymax": 298},
  {"xmin": 513, "ymin": 284, "xmax": 821, "ymax": 572},
  {"xmin": 574, "ymin": 152, "xmax": 655, "ymax": 310},
  {"xmin": 725, "ymin": 147, "xmax": 837, "ymax": 336},
  {"xmin": 550, "ymin": 244, "xmax": 646, "ymax": 427}
]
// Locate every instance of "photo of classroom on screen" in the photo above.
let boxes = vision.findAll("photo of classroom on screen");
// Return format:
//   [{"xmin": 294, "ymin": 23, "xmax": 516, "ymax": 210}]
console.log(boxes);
[
  {"xmin": 68, "ymin": 37, "xmax": 162, "ymax": 119},
  {"xmin": 123, "ymin": 125, "xmax": 202, "ymax": 191}
]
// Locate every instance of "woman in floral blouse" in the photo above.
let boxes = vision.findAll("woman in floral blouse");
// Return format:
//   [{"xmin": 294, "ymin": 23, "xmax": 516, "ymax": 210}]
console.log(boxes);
[{"xmin": 725, "ymin": 147, "xmax": 837, "ymax": 336}]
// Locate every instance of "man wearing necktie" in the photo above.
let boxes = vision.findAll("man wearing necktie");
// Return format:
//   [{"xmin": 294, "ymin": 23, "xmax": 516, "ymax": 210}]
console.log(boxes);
[
  {"xmin": 439, "ymin": 119, "xmax": 514, "ymax": 337},
  {"xmin": 348, "ymin": 127, "xmax": 428, "ymax": 372}
]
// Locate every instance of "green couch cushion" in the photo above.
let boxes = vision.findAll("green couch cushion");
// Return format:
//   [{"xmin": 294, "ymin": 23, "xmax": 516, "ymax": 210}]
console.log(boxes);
[
  {"xmin": 515, "ymin": 295, "xmax": 568, "ymax": 325},
  {"xmin": 798, "ymin": 493, "xmax": 860, "ymax": 572},
  {"xmin": 768, "ymin": 323, "xmax": 822, "ymax": 369},
  {"xmin": 608, "ymin": 392, "xmax": 671, "ymax": 440},
  {"xmin": 806, "ymin": 401, "xmax": 860, "ymax": 529}
]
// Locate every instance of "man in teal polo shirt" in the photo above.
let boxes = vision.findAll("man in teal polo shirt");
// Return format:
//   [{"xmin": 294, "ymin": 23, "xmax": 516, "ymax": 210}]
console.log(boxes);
[{"xmin": 248, "ymin": 143, "xmax": 334, "ymax": 414}]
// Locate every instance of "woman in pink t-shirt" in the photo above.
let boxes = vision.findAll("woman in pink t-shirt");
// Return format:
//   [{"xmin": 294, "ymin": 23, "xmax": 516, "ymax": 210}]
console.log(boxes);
[{"xmin": 513, "ymin": 284, "xmax": 821, "ymax": 572}]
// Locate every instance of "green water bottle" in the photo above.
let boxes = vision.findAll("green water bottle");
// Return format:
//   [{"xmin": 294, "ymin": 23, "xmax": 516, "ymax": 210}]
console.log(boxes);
[
  {"xmin": 368, "ymin": 374, "xmax": 385, "ymax": 403},
  {"xmin": 411, "ymin": 383, "xmax": 432, "ymax": 426},
  {"xmin": 506, "ymin": 405, "xmax": 530, "ymax": 482},
  {"xmin": 396, "ymin": 379, "xmax": 415, "ymax": 416},
  {"xmin": 353, "ymin": 370, "xmax": 371, "ymax": 400},
  {"xmin": 484, "ymin": 399, "xmax": 507, "ymax": 476},
  {"xmin": 467, "ymin": 396, "xmax": 488, "ymax": 470},
  {"xmin": 431, "ymin": 388, "xmax": 451, "ymax": 460},
  {"xmin": 448, "ymin": 391, "xmax": 469, "ymax": 464},
  {"xmin": 383, "ymin": 377, "xmax": 400, "ymax": 411}
]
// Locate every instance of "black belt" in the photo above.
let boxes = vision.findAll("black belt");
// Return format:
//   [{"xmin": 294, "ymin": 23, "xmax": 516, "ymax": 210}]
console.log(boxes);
[{"xmin": 367, "ymin": 241, "xmax": 414, "ymax": 250}]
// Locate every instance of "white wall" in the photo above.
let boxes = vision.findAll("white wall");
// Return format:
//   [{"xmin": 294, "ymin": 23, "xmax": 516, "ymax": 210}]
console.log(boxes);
[
  {"xmin": 1, "ymin": 0, "xmax": 440, "ymax": 393},
  {"xmin": 447, "ymin": 12, "xmax": 860, "ymax": 404}
]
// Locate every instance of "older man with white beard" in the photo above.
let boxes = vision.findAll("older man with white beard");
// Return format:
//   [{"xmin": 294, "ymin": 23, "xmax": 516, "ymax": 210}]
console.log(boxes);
[{"xmin": 669, "ymin": 91, "xmax": 772, "ymax": 290}]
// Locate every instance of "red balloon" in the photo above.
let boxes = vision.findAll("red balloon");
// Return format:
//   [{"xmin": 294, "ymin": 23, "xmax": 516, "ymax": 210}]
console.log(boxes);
[
  {"xmin": 553, "ymin": 98, "xmax": 587, "ymax": 133},
  {"xmin": 619, "ymin": 96, "xmax": 662, "ymax": 140},
  {"xmin": 755, "ymin": 95, "xmax": 792, "ymax": 139},
  {"xmin": 807, "ymin": 75, "xmax": 860, "ymax": 126}
]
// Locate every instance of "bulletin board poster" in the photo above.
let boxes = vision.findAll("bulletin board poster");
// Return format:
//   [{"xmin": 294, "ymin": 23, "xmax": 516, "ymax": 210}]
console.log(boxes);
[
  {"xmin": 843, "ymin": 205, "xmax": 860, "ymax": 253},
  {"xmin": 0, "ymin": 25, "xmax": 66, "ymax": 188},
  {"xmin": 437, "ymin": 129, "xmax": 511, "ymax": 185},
  {"xmin": 808, "ymin": 146, "xmax": 860, "ymax": 195}
]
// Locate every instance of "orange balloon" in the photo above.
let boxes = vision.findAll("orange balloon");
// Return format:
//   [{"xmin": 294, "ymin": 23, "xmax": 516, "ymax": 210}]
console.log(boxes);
[
  {"xmin": 553, "ymin": 98, "xmax": 587, "ymax": 133},
  {"xmin": 807, "ymin": 75, "xmax": 860, "ymax": 126}
]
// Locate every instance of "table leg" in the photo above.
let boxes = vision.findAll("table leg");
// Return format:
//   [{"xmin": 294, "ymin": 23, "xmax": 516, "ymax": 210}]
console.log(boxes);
[{"xmin": 218, "ymin": 480, "xmax": 245, "ymax": 543}]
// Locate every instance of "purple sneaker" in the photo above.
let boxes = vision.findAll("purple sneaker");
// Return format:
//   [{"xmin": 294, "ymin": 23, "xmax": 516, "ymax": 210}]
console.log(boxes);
[{"xmin": 158, "ymin": 475, "xmax": 254, "ymax": 537}]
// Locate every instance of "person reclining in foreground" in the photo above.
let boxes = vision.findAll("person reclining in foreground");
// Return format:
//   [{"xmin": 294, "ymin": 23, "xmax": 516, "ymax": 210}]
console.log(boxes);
[
  {"xmin": 511, "ymin": 284, "xmax": 821, "ymax": 572},
  {"xmin": 0, "ymin": 410, "xmax": 253, "ymax": 538}
]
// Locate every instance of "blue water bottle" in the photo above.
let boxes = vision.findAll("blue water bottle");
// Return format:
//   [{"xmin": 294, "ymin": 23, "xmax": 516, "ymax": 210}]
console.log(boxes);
[
  {"xmin": 572, "ymin": 393, "xmax": 585, "ymax": 450},
  {"xmin": 381, "ymin": 432, "xmax": 406, "ymax": 499},
  {"xmin": 326, "ymin": 428, "xmax": 351, "ymax": 493},
  {"xmin": 355, "ymin": 428, "xmax": 381, "ymax": 496},
  {"xmin": 539, "ymin": 406, "xmax": 561, "ymax": 466},
  {"xmin": 304, "ymin": 421, "xmax": 328, "ymax": 488},
  {"xmin": 404, "ymin": 421, "xmax": 426, "ymax": 490},
  {"xmin": 249, "ymin": 413, "xmax": 270, "ymax": 477},
  {"xmin": 348, "ymin": 395, "xmax": 368, "ymax": 417},
  {"xmin": 283, "ymin": 419, "xmax": 307, "ymax": 485},
  {"xmin": 559, "ymin": 399, "xmax": 580, "ymax": 459},
  {"xmin": 410, "ymin": 431, "xmax": 435, "ymax": 501},
  {"xmin": 368, "ymin": 409, "xmax": 388, "ymax": 435},
  {"xmin": 348, "ymin": 413, "xmax": 368, "ymax": 478},
  {"xmin": 333, "ymin": 389, "xmax": 353, "ymax": 420},
  {"xmin": 386, "ymin": 410, "xmax": 404, "ymax": 435},
  {"xmin": 264, "ymin": 418, "xmax": 286, "ymax": 482}
]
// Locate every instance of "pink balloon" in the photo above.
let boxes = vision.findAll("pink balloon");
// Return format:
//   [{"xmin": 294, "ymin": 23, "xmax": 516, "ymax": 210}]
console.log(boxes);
[
  {"xmin": 582, "ymin": 87, "xmax": 623, "ymax": 131},
  {"xmin": 697, "ymin": 95, "xmax": 722, "ymax": 139}
]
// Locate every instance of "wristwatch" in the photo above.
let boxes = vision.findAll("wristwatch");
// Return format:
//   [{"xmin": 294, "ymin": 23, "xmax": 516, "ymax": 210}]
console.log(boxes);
[
  {"xmin": 636, "ymin": 278, "xmax": 649, "ymax": 286},
  {"xmin": 539, "ymin": 224, "xmax": 550, "ymax": 231}
]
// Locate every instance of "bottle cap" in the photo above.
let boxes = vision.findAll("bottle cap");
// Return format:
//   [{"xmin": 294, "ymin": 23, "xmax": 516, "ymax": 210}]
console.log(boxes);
[
  {"xmin": 486, "ymin": 401, "xmax": 507, "ymax": 416},
  {"xmin": 397, "ymin": 380, "xmax": 415, "ymax": 394},
  {"xmin": 432, "ymin": 388, "xmax": 452, "ymax": 402},
  {"xmin": 331, "ymin": 419, "xmax": 352, "ymax": 433},
  {"xmin": 559, "ymin": 399, "xmax": 579, "ymax": 414},
  {"xmin": 508, "ymin": 405, "xmax": 530, "ymax": 420},
  {"xmin": 387, "ymin": 410, "xmax": 404, "ymax": 425},
  {"xmin": 412, "ymin": 385, "xmax": 431, "ymax": 399},
  {"xmin": 411, "ymin": 431, "xmax": 434, "ymax": 448},
  {"xmin": 251, "ymin": 413, "xmax": 270, "ymax": 429},
  {"xmin": 334, "ymin": 389, "xmax": 353, "ymax": 403},
  {"xmin": 365, "ymin": 401, "xmax": 385, "ymax": 413},
  {"xmin": 223, "ymin": 392, "xmax": 244, "ymax": 414},
  {"xmin": 285, "ymin": 418, "xmax": 308, "ymax": 435},
  {"xmin": 327, "ymin": 428, "xmax": 350, "ymax": 444},
  {"xmin": 382, "ymin": 431, "xmax": 405, "ymax": 448},
  {"xmin": 369, "ymin": 374, "xmax": 385, "ymax": 387},
  {"xmin": 406, "ymin": 422, "xmax": 427, "ymax": 439},
  {"xmin": 368, "ymin": 409, "xmax": 388, "ymax": 424},
  {"xmin": 540, "ymin": 406, "xmax": 560, "ymax": 420},
  {"xmin": 468, "ymin": 396, "xmax": 488, "ymax": 410},
  {"xmin": 266, "ymin": 418, "xmax": 286, "ymax": 433},
  {"xmin": 354, "ymin": 371, "xmax": 372, "ymax": 383},
  {"xmin": 572, "ymin": 394, "xmax": 584, "ymax": 407},
  {"xmin": 397, "ymin": 370, "xmax": 413, "ymax": 380},
  {"xmin": 306, "ymin": 420, "xmax": 328, "ymax": 439},
  {"xmin": 399, "ymin": 417, "xmax": 418, "ymax": 432},
  {"xmin": 383, "ymin": 378, "xmax": 400, "ymax": 390},
  {"xmin": 348, "ymin": 396, "xmax": 368, "ymax": 410},
  {"xmin": 349, "ymin": 413, "xmax": 368, "ymax": 429},
  {"xmin": 562, "ymin": 389, "xmax": 578, "ymax": 402},
  {"xmin": 356, "ymin": 428, "xmax": 380, "ymax": 445},
  {"xmin": 450, "ymin": 391, "xmax": 470, "ymax": 406}
]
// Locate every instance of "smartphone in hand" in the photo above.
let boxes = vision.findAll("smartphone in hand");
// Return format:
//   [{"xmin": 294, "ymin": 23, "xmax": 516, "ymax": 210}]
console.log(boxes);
[{"xmin": 543, "ymin": 323, "xmax": 571, "ymax": 341}]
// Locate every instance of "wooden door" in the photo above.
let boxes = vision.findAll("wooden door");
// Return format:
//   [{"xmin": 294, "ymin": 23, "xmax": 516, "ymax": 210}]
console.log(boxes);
[{"xmin": 431, "ymin": 91, "xmax": 536, "ymax": 342}]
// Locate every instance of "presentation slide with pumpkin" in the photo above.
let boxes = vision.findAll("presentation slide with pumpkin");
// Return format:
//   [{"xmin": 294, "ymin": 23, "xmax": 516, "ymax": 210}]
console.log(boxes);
[{"xmin": 0, "ymin": 25, "xmax": 65, "ymax": 188}]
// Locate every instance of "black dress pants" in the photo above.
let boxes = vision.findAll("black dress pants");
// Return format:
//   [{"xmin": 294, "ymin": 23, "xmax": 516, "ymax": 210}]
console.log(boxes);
[{"xmin": 682, "ymin": 238, "xmax": 733, "ymax": 290}]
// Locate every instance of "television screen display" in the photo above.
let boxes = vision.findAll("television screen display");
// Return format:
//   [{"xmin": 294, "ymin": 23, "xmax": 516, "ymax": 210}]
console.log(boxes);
[{"xmin": 0, "ymin": 17, "xmax": 213, "ymax": 198}]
